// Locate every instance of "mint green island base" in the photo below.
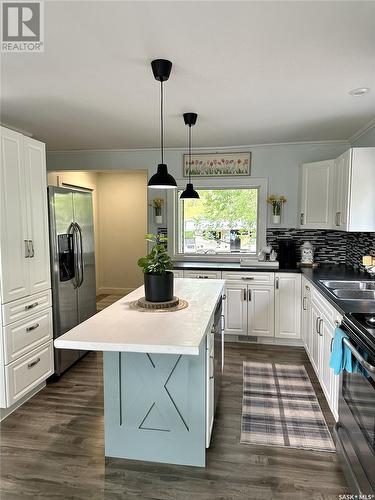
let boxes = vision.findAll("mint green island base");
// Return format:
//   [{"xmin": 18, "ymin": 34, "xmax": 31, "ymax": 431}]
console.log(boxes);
[{"xmin": 103, "ymin": 342, "xmax": 206, "ymax": 467}]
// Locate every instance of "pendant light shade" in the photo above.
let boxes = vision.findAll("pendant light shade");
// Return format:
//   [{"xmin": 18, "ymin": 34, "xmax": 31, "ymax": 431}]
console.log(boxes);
[
  {"xmin": 148, "ymin": 59, "xmax": 177, "ymax": 189},
  {"xmin": 180, "ymin": 112, "xmax": 200, "ymax": 200},
  {"xmin": 148, "ymin": 163, "xmax": 177, "ymax": 189}
]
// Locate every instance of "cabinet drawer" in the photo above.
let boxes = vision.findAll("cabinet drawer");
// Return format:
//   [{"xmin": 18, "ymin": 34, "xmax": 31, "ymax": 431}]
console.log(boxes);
[
  {"xmin": 183, "ymin": 270, "xmax": 221, "ymax": 279},
  {"xmin": 5, "ymin": 340, "xmax": 53, "ymax": 406},
  {"xmin": 3, "ymin": 307, "xmax": 52, "ymax": 364},
  {"xmin": 222, "ymin": 271, "xmax": 274, "ymax": 285},
  {"xmin": 2, "ymin": 290, "xmax": 52, "ymax": 326}
]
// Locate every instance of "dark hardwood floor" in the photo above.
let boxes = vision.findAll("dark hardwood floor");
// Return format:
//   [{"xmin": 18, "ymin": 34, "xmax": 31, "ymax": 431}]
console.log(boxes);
[{"xmin": 0, "ymin": 343, "xmax": 349, "ymax": 499}]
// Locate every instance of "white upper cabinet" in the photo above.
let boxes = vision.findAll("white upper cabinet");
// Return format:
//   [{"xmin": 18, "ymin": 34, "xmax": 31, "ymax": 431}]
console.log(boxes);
[
  {"xmin": 299, "ymin": 160, "xmax": 334, "ymax": 229},
  {"xmin": 300, "ymin": 148, "xmax": 375, "ymax": 231},
  {"xmin": 346, "ymin": 148, "xmax": 375, "ymax": 232},
  {"xmin": 0, "ymin": 128, "xmax": 29, "ymax": 302},
  {"xmin": 0, "ymin": 127, "xmax": 50, "ymax": 304},
  {"xmin": 333, "ymin": 150, "xmax": 350, "ymax": 230},
  {"xmin": 274, "ymin": 273, "xmax": 301, "ymax": 339},
  {"xmin": 24, "ymin": 137, "xmax": 51, "ymax": 294}
]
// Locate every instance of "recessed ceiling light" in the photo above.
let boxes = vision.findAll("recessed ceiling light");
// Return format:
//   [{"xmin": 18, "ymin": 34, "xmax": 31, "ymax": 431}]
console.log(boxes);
[{"xmin": 349, "ymin": 87, "xmax": 370, "ymax": 96}]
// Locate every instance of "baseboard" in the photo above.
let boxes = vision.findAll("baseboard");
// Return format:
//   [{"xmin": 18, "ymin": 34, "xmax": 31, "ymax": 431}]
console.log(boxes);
[
  {"xmin": 224, "ymin": 334, "xmax": 303, "ymax": 347},
  {"xmin": 0, "ymin": 381, "xmax": 46, "ymax": 422},
  {"xmin": 97, "ymin": 287, "xmax": 135, "ymax": 296}
]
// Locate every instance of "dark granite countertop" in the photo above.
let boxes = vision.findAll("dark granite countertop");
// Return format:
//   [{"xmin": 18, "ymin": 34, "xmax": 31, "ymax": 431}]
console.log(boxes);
[
  {"xmin": 172, "ymin": 261, "xmax": 375, "ymax": 315},
  {"xmin": 172, "ymin": 261, "xmax": 300, "ymax": 273}
]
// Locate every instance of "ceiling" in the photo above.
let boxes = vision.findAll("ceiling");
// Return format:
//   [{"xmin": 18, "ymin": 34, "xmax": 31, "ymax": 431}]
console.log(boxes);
[{"xmin": 1, "ymin": 1, "xmax": 375, "ymax": 150}]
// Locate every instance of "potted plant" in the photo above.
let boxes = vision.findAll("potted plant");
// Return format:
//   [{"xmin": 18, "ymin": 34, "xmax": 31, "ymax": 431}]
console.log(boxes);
[
  {"xmin": 267, "ymin": 195, "xmax": 287, "ymax": 224},
  {"xmin": 137, "ymin": 233, "xmax": 174, "ymax": 302},
  {"xmin": 152, "ymin": 198, "xmax": 164, "ymax": 224}
]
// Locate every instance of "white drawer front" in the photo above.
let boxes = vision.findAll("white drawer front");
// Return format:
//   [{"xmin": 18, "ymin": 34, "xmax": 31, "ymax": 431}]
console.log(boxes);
[
  {"xmin": 222, "ymin": 271, "xmax": 274, "ymax": 285},
  {"xmin": 5, "ymin": 340, "xmax": 53, "ymax": 406},
  {"xmin": 183, "ymin": 270, "xmax": 221, "ymax": 279},
  {"xmin": 3, "ymin": 308, "xmax": 52, "ymax": 364},
  {"xmin": 2, "ymin": 290, "xmax": 52, "ymax": 326},
  {"xmin": 312, "ymin": 287, "xmax": 335, "ymax": 324}
]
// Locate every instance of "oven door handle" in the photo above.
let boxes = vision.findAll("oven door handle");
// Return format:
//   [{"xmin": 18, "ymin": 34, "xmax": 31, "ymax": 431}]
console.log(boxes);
[{"xmin": 343, "ymin": 337, "xmax": 375, "ymax": 373}]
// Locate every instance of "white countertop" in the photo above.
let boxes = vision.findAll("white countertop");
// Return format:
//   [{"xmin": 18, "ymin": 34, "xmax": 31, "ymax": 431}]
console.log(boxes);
[{"xmin": 54, "ymin": 278, "xmax": 225, "ymax": 356}]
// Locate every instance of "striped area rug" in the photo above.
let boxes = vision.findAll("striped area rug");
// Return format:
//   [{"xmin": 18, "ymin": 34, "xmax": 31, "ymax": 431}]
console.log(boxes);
[{"xmin": 241, "ymin": 361, "xmax": 335, "ymax": 452}]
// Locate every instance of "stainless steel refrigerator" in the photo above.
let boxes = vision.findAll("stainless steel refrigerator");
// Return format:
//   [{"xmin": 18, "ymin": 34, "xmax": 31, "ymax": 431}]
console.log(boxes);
[{"xmin": 48, "ymin": 186, "xmax": 96, "ymax": 375}]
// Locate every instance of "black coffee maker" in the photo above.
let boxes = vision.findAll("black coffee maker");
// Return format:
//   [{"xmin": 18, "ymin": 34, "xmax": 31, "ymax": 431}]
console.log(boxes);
[{"xmin": 277, "ymin": 239, "xmax": 297, "ymax": 269}]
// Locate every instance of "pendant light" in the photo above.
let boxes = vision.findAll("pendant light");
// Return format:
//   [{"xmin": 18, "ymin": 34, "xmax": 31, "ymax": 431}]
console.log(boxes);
[
  {"xmin": 180, "ymin": 112, "xmax": 200, "ymax": 199},
  {"xmin": 148, "ymin": 59, "xmax": 177, "ymax": 189}
]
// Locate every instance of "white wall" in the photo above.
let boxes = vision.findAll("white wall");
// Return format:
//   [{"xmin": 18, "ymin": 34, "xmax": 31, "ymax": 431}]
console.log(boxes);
[
  {"xmin": 96, "ymin": 171, "xmax": 147, "ymax": 295},
  {"xmin": 47, "ymin": 141, "xmax": 349, "ymax": 233}
]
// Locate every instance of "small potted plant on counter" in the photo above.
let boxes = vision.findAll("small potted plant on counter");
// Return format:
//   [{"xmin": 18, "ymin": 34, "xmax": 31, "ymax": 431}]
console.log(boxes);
[
  {"xmin": 152, "ymin": 198, "xmax": 164, "ymax": 224},
  {"xmin": 137, "ymin": 233, "xmax": 174, "ymax": 302},
  {"xmin": 267, "ymin": 194, "xmax": 286, "ymax": 224}
]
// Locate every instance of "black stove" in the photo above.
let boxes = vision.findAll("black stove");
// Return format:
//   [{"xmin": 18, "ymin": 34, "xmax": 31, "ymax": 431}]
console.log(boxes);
[{"xmin": 343, "ymin": 312, "xmax": 375, "ymax": 357}]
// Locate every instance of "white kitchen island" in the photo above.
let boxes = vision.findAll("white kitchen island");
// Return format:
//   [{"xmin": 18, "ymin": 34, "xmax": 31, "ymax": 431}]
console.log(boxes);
[{"xmin": 55, "ymin": 278, "xmax": 225, "ymax": 467}]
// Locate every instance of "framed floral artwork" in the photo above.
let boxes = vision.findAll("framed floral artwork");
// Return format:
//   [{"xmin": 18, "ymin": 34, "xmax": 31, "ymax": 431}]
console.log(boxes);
[{"xmin": 183, "ymin": 152, "xmax": 251, "ymax": 177}]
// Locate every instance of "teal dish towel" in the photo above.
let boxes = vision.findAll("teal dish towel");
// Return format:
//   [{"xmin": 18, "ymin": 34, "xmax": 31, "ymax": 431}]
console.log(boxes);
[{"xmin": 329, "ymin": 327, "xmax": 355, "ymax": 375}]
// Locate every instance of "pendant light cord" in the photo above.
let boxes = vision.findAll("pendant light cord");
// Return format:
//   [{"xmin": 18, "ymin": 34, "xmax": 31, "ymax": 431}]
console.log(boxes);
[
  {"xmin": 160, "ymin": 80, "xmax": 164, "ymax": 165},
  {"xmin": 188, "ymin": 125, "xmax": 192, "ymax": 184}
]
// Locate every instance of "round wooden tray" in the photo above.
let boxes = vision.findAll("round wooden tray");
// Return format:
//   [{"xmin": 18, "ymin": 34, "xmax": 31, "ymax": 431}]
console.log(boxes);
[{"xmin": 128, "ymin": 297, "xmax": 189, "ymax": 313}]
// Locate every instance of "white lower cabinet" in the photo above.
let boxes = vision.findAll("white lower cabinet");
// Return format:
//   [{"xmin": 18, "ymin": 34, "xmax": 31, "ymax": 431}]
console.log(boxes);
[
  {"xmin": 302, "ymin": 281, "xmax": 341, "ymax": 420},
  {"xmin": 5, "ymin": 340, "xmax": 54, "ymax": 407},
  {"xmin": 172, "ymin": 270, "xmax": 184, "ymax": 278},
  {"xmin": 248, "ymin": 286, "xmax": 274, "ymax": 337},
  {"xmin": 183, "ymin": 270, "xmax": 221, "ymax": 279},
  {"xmin": 301, "ymin": 277, "xmax": 312, "ymax": 355},
  {"xmin": 224, "ymin": 282, "xmax": 247, "ymax": 336},
  {"xmin": 275, "ymin": 274, "xmax": 301, "ymax": 339}
]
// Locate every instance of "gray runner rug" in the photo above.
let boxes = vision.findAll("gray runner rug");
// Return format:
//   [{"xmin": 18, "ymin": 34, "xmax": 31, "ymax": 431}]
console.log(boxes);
[{"xmin": 241, "ymin": 361, "xmax": 335, "ymax": 452}]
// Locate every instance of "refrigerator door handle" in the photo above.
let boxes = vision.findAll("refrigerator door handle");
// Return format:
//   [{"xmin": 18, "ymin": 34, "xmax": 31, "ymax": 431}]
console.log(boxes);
[
  {"xmin": 68, "ymin": 222, "xmax": 79, "ymax": 289},
  {"xmin": 75, "ymin": 222, "xmax": 84, "ymax": 288}
]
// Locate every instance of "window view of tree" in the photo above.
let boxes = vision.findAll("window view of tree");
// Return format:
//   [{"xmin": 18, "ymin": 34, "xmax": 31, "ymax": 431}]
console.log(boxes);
[{"xmin": 179, "ymin": 189, "xmax": 258, "ymax": 254}]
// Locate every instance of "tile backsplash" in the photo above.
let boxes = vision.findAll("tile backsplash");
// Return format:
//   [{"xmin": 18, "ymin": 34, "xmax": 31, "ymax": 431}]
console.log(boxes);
[{"xmin": 266, "ymin": 228, "xmax": 375, "ymax": 270}]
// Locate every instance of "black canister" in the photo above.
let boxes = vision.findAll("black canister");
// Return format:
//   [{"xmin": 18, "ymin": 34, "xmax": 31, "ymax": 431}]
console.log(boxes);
[{"xmin": 277, "ymin": 239, "xmax": 297, "ymax": 269}]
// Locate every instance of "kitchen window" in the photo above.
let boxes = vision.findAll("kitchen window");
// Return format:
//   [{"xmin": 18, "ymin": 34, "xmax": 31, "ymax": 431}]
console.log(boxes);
[{"xmin": 169, "ymin": 179, "xmax": 268, "ymax": 259}]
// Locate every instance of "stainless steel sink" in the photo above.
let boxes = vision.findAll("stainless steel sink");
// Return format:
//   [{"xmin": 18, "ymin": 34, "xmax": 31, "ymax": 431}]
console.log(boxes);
[
  {"xmin": 319, "ymin": 280, "xmax": 375, "ymax": 300},
  {"xmin": 320, "ymin": 280, "xmax": 375, "ymax": 290},
  {"xmin": 331, "ymin": 289, "xmax": 375, "ymax": 300}
]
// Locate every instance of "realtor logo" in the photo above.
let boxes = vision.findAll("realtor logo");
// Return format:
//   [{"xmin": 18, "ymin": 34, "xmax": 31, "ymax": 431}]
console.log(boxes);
[{"xmin": 1, "ymin": 1, "xmax": 44, "ymax": 52}]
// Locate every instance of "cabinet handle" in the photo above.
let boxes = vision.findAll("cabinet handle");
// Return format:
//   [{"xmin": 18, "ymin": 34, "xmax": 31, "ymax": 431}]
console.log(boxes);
[
  {"xmin": 275, "ymin": 277, "xmax": 279, "ymax": 290},
  {"xmin": 302, "ymin": 297, "xmax": 307, "ymax": 310},
  {"xmin": 221, "ymin": 313, "xmax": 225, "ymax": 332},
  {"xmin": 315, "ymin": 316, "xmax": 320, "ymax": 334},
  {"xmin": 305, "ymin": 285, "xmax": 310, "ymax": 291},
  {"xmin": 243, "ymin": 289, "xmax": 247, "ymax": 301},
  {"xmin": 318, "ymin": 318, "xmax": 323, "ymax": 336},
  {"xmin": 28, "ymin": 240, "xmax": 34, "ymax": 258},
  {"xmin": 26, "ymin": 323, "xmax": 40, "ymax": 332},
  {"xmin": 330, "ymin": 338, "xmax": 334, "ymax": 352},
  {"xmin": 300, "ymin": 213, "xmax": 304, "ymax": 225},
  {"xmin": 209, "ymin": 355, "xmax": 214, "ymax": 379},
  {"xmin": 335, "ymin": 211, "xmax": 341, "ymax": 227},
  {"xmin": 241, "ymin": 277, "xmax": 254, "ymax": 281},
  {"xmin": 222, "ymin": 294, "xmax": 226, "ymax": 300},
  {"xmin": 25, "ymin": 302, "xmax": 38, "ymax": 310},
  {"xmin": 24, "ymin": 240, "xmax": 30, "ymax": 258},
  {"xmin": 248, "ymin": 289, "xmax": 252, "ymax": 301},
  {"xmin": 28, "ymin": 357, "xmax": 40, "ymax": 369}
]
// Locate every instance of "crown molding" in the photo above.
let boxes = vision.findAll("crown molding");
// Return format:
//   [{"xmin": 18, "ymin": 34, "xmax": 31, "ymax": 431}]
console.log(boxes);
[
  {"xmin": 348, "ymin": 118, "xmax": 375, "ymax": 144},
  {"xmin": 47, "ymin": 139, "xmax": 349, "ymax": 155}
]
